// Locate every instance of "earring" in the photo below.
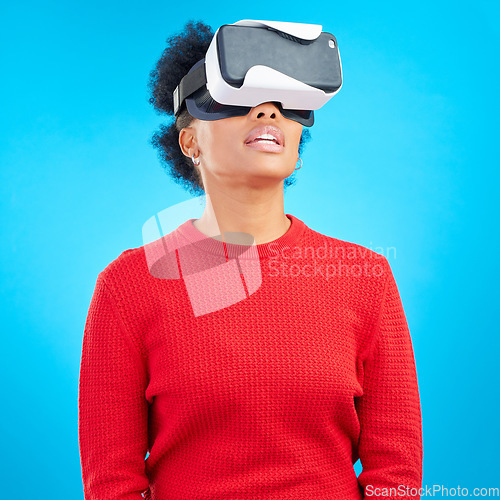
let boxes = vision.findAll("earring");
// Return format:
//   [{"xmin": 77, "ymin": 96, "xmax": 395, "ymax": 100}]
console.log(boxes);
[
  {"xmin": 191, "ymin": 154, "xmax": 200, "ymax": 166},
  {"xmin": 294, "ymin": 158, "xmax": 303, "ymax": 171}
]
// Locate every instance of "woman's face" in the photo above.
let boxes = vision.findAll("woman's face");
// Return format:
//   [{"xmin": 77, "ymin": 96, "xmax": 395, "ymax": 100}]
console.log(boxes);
[{"xmin": 180, "ymin": 102, "xmax": 303, "ymax": 192}]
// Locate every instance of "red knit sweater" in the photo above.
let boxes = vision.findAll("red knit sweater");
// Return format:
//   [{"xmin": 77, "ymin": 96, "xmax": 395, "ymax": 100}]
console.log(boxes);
[{"xmin": 78, "ymin": 213, "xmax": 423, "ymax": 499}]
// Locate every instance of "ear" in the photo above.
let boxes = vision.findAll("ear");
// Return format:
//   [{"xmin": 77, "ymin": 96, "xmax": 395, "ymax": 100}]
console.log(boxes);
[{"xmin": 179, "ymin": 127, "xmax": 198, "ymax": 159}]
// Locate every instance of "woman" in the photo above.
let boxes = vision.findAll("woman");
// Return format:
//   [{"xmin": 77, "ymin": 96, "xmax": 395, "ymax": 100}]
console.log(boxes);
[{"xmin": 78, "ymin": 20, "xmax": 423, "ymax": 499}]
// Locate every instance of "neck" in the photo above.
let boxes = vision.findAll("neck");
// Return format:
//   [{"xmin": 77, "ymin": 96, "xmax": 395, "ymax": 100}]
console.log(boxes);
[{"xmin": 193, "ymin": 183, "xmax": 291, "ymax": 246}]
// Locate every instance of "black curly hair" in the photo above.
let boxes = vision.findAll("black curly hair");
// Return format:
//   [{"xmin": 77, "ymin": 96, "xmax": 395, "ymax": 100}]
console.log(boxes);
[{"xmin": 148, "ymin": 20, "xmax": 311, "ymax": 197}]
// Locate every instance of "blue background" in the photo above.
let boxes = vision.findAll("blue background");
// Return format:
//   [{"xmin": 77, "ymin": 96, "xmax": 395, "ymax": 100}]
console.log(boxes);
[{"xmin": 1, "ymin": 1, "xmax": 498, "ymax": 497}]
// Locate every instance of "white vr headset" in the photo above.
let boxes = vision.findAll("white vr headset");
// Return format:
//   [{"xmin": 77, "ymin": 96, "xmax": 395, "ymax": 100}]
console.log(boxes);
[{"xmin": 173, "ymin": 19, "xmax": 343, "ymax": 126}]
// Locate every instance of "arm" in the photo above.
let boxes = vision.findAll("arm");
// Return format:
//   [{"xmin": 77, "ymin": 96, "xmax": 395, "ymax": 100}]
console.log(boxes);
[
  {"xmin": 78, "ymin": 274, "xmax": 150, "ymax": 499},
  {"xmin": 356, "ymin": 258, "xmax": 423, "ymax": 499}
]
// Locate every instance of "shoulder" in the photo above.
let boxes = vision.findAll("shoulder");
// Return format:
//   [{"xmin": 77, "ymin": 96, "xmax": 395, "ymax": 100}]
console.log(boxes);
[
  {"xmin": 303, "ymin": 223, "xmax": 389, "ymax": 268},
  {"xmin": 99, "ymin": 246, "xmax": 149, "ymax": 291},
  {"xmin": 97, "ymin": 228, "xmax": 187, "ymax": 301}
]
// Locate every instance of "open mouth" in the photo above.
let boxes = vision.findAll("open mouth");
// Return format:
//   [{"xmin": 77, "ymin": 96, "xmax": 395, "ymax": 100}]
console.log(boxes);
[
  {"xmin": 244, "ymin": 126, "xmax": 284, "ymax": 149},
  {"xmin": 247, "ymin": 133, "xmax": 280, "ymax": 145}
]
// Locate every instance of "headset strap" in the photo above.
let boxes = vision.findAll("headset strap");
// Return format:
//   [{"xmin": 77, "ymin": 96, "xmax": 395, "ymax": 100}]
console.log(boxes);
[{"xmin": 173, "ymin": 61, "xmax": 207, "ymax": 116}]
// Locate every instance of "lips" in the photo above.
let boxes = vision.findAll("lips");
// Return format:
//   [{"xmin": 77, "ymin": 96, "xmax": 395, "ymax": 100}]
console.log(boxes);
[{"xmin": 244, "ymin": 125, "xmax": 285, "ymax": 148}]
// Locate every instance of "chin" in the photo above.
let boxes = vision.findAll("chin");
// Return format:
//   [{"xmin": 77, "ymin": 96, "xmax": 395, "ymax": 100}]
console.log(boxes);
[{"xmin": 244, "ymin": 167, "xmax": 294, "ymax": 186}]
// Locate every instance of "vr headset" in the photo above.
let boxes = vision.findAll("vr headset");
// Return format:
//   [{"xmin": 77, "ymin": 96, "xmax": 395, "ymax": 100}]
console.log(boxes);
[{"xmin": 173, "ymin": 20, "xmax": 343, "ymax": 127}]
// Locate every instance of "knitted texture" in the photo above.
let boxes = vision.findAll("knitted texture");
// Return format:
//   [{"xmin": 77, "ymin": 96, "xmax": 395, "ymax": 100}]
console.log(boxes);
[{"xmin": 78, "ymin": 214, "xmax": 423, "ymax": 499}]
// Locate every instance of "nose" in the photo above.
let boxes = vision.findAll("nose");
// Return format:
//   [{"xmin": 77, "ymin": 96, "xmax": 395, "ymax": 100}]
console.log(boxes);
[{"xmin": 248, "ymin": 101, "xmax": 282, "ymax": 121}]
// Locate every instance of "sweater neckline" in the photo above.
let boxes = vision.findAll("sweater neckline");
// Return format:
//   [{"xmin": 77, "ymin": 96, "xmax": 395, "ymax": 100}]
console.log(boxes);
[{"xmin": 175, "ymin": 213, "xmax": 307, "ymax": 260}]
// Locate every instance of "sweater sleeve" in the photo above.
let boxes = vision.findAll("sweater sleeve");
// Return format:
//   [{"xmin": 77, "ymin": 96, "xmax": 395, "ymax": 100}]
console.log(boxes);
[
  {"xmin": 78, "ymin": 273, "xmax": 151, "ymax": 499},
  {"xmin": 356, "ymin": 258, "xmax": 423, "ymax": 499}
]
